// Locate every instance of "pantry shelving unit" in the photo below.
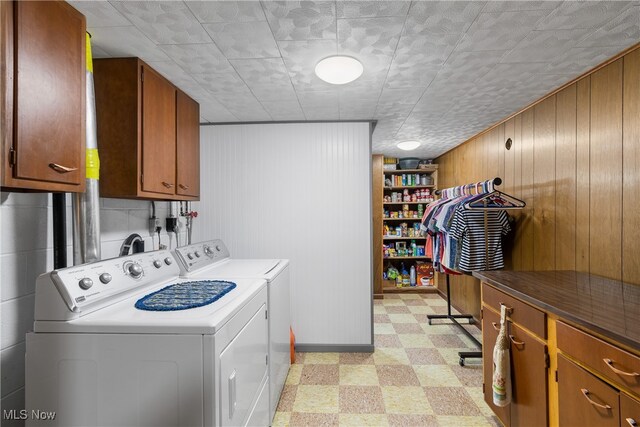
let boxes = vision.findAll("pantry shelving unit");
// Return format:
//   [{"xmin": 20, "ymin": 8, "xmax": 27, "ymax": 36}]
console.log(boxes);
[{"xmin": 372, "ymin": 156, "xmax": 439, "ymax": 298}]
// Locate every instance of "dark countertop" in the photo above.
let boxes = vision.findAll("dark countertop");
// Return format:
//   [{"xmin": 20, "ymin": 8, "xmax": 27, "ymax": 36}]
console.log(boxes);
[{"xmin": 472, "ymin": 270, "xmax": 640, "ymax": 352}]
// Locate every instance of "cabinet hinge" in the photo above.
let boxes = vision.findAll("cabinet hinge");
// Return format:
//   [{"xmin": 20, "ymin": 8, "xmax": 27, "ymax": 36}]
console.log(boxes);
[
  {"xmin": 544, "ymin": 353, "xmax": 550, "ymax": 369},
  {"xmin": 140, "ymin": 174, "xmax": 144, "ymax": 184},
  {"xmin": 482, "ymin": 383, "xmax": 485, "ymax": 394},
  {"xmin": 265, "ymin": 310, "xmax": 268, "ymax": 319},
  {"xmin": 480, "ymin": 308, "xmax": 483, "ymax": 320},
  {"xmin": 555, "ymin": 370, "xmax": 558, "ymax": 383},
  {"xmin": 9, "ymin": 147, "xmax": 16, "ymax": 166},
  {"xmin": 141, "ymin": 68, "xmax": 144, "ymax": 82}
]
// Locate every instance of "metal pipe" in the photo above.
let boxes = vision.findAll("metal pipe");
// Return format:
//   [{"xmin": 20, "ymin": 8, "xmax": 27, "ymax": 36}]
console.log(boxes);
[{"xmin": 52, "ymin": 193, "xmax": 67, "ymax": 269}]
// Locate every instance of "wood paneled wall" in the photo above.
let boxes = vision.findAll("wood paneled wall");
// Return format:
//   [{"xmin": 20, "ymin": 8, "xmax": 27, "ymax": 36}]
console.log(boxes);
[{"xmin": 435, "ymin": 46, "xmax": 640, "ymax": 320}]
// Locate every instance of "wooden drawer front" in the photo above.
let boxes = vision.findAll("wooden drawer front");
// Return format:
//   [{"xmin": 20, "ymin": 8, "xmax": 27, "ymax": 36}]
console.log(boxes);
[
  {"xmin": 482, "ymin": 283, "xmax": 546, "ymax": 338},
  {"xmin": 621, "ymin": 394, "xmax": 640, "ymax": 427},
  {"xmin": 558, "ymin": 354, "xmax": 620, "ymax": 427},
  {"xmin": 482, "ymin": 307, "xmax": 511, "ymax": 426},
  {"xmin": 557, "ymin": 321, "xmax": 640, "ymax": 398}
]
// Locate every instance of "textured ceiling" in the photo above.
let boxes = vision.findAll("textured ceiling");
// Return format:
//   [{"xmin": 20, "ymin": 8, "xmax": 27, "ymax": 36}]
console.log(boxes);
[{"xmin": 70, "ymin": 1, "xmax": 640, "ymax": 158}]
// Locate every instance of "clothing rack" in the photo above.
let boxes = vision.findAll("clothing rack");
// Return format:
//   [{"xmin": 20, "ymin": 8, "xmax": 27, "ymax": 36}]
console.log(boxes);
[{"xmin": 427, "ymin": 177, "xmax": 506, "ymax": 366}]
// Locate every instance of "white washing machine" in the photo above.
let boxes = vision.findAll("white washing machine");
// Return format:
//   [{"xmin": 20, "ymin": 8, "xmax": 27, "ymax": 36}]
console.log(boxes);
[
  {"xmin": 26, "ymin": 249, "xmax": 270, "ymax": 427},
  {"xmin": 174, "ymin": 240, "xmax": 290, "ymax": 424}
]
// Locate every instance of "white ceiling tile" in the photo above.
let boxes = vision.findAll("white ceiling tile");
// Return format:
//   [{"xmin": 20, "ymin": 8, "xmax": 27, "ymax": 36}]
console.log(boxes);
[
  {"xmin": 69, "ymin": 1, "xmax": 131, "ymax": 27},
  {"xmin": 500, "ymin": 28, "xmax": 594, "ymax": 63},
  {"xmin": 192, "ymin": 72, "xmax": 252, "ymax": 97},
  {"xmin": 278, "ymin": 39, "xmax": 338, "ymax": 91},
  {"xmin": 159, "ymin": 43, "xmax": 233, "ymax": 74},
  {"xmin": 109, "ymin": 1, "xmax": 211, "ymax": 44},
  {"xmin": 88, "ymin": 26, "xmax": 171, "ymax": 62},
  {"xmin": 146, "ymin": 60, "xmax": 205, "ymax": 99},
  {"xmin": 437, "ymin": 49, "xmax": 506, "ymax": 83},
  {"xmin": 186, "ymin": 1, "xmax": 265, "ymax": 23},
  {"xmin": 337, "ymin": 1, "xmax": 411, "ymax": 18},
  {"xmin": 338, "ymin": 17, "xmax": 404, "ymax": 56},
  {"xmin": 404, "ymin": 1, "xmax": 486, "ymax": 35},
  {"xmin": 90, "ymin": 44, "xmax": 111, "ymax": 59},
  {"xmin": 535, "ymin": 1, "xmax": 634, "ymax": 30},
  {"xmin": 261, "ymin": 101, "xmax": 306, "ymax": 120},
  {"xmin": 541, "ymin": 46, "xmax": 625, "ymax": 75},
  {"xmin": 578, "ymin": 6, "xmax": 640, "ymax": 48},
  {"xmin": 203, "ymin": 21, "xmax": 280, "ymax": 58},
  {"xmin": 456, "ymin": 9, "xmax": 552, "ymax": 52},
  {"xmin": 229, "ymin": 58, "xmax": 298, "ymax": 101},
  {"xmin": 481, "ymin": 1, "xmax": 563, "ymax": 13},
  {"xmin": 220, "ymin": 98, "xmax": 272, "ymax": 121},
  {"xmin": 262, "ymin": 1, "xmax": 337, "ymax": 40},
  {"xmin": 196, "ymin": 96, "xmax": 239, "ymax": 123},
  {"xmin": 377, "ymin": 88, "xmax": 424, "ymax": 106}
]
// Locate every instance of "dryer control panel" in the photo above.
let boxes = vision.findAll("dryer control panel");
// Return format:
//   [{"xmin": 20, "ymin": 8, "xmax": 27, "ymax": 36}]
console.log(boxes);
[
  {"xmin": 35, "ymin": 250, "xmax": 180, "ymax": 320},
  {"xmin": 174, "ymin": 239, "xmax": 230, "ymax": 274}
]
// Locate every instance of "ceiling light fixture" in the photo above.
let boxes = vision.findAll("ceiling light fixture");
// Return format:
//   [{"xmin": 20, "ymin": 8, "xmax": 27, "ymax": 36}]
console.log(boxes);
[
  {"xmin": 315, "ymin": 56, "xmax": 364, "ymax": 85},
  {"xmin": 397, "ymin": 140, "xmax": 421, "ymax": 151}
]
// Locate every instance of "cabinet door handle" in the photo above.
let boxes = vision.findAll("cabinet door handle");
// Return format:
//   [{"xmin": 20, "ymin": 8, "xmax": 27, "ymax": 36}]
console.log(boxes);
[
  {"xmin": 179, "ymin": 184, "xmax": 189, "ymax": 190},
  {"xmin": 499, "ymin": 302, "xmax": 513, "ymax": 313},
  {"xmin": 49, "ymin": 163, "xmax": 78, "ymax": 173},
  {"xmin": 491, "ymin": 322, "xmax": 500, "ymax": 331},
  {"xmin": 626, "ymin": 418, "xmax": 638, "ymax": 427},
  {"xmin": 603, "ymin": 358, "xmax": 640, "ymax": 377},
  {"xmin": 509, "ymin": 335, "xmax": 525, "ymax": 347},
  {"xmin": 580, "ymin": 388, "xmax": 612, "ymax": 410},
  {"xmin": 162, "ymin": 181, "xmax": 174, "ymax": 188}
]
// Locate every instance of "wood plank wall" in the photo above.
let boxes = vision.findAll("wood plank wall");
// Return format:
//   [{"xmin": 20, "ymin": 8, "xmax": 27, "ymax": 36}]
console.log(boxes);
[{"xmin": 435, "ymin": 46, "xmax": 640, "ymax": 320}]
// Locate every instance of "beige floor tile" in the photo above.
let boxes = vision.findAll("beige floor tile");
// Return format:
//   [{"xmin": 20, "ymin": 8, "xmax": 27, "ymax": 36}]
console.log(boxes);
[
  {"xmin": 392, "ymin": 323, "xmax": 424, "ymax": 334},
  {"xmin": 399, "ymin": 293, "xmax": 421, "ymax": 299},
  {"xmin": 372, "ymin": 348, "xmax": 410, "ymax": 365},
  {"xmin": 374, "ymin": 314, "xmax": 392, "ymax": 323},
  {"xmin": 339, "ymin": 385, "xmax": 386, "ymax": 414},
  {"xmin": 405, "ymin": 348, "xmax": 447, "ymax": 365},
  {"xmin": 374, "ymin": 305, "xmax": 388, "ymax": 314},
  {"xmin": 277, "ymin": 385, "xmax": 298, "ymax": 412},
  {"xmin": 421, "ymin": 323, "xmax": 458, "ymax": 335},
  {"xmin": 339, "ymin": 413, "xmax": 389, "ymax": 426},
  {"xmin": 408, "ymin": 305, "xmax": 435, "ymax": 314},
  {"xmin": 377, "ymin": 365, "xmax": 420, "ymax": 386},
  {"xmin": 426, "ymin": 298, "xmax": 447, "ymax": 307},
  {"xmin": 404, "ymin": 298, "xmax": 427, "ymax": 305},
  {"xmin": 451, "ymin": 365, "xmax": 484, "ymax": 387},
  {"xmin": 386, "ymin": 305, "xmax": 411, "ymax": 314},
  {"xmin": 272, "ymin": 411, "xmax": 291, "ymax": 426},
  {"xmin": 292, "ymin": 385, "xmax": 339, "ymax": 413},
  {"xmin": 286, "ymin": 364, "xmax": 303, "ymax": 385},
  {"xmin": 388, "ymin": 313, "xmax": 418, "ymax": 323},
  {"xmin": 414, "ymin": 365, "xmax": 463, "ymax": 387},
  {"xmin": 374, "ymin": 323, "xmax": 396, "ymax": 335},
  {"xmin": 339, "ymin": 352, "xmax": 375, "ymax": 365},
  {"xmin": 387, "ymin": 413, "xmax": 438, "ymax": 426},
  {"xmin": 339, "ymin": 365, "xmax": 380, "ymax": 386},
  {"xmin": 430, "ymin": 334, "xmax": 467, "ymax": 348},
  {"xmin": 435, "ymin": 415, "xmax": 492, "ymax": 426},
  {"xmin": 381, "ymin": 386, "xmax": 432, "ymax": 414},
  {"xmin": 303, "ymin": 352, "xmax": 339, "ymax": 364},
  {"xmin": 436, "ymin": 348, "xmax": 483, "ymax": 366},
  {"xmin": 399, "ymin": 333, "xmax": 435, "ymax": 348},
  {"xmin": 381, "ymin": 299, "xmax": 405, "ymax": 306},
  {"xmin": 424, "ymin": 386, "xmax": 482, "ymax": 416},
  {"xmin": 375, "ymin": 334, "xmax": 403, "ymax": 348}
]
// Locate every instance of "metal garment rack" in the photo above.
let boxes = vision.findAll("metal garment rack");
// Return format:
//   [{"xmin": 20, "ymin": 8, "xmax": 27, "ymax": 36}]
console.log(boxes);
[{"xmin": 426, "ymin": 177, "xmax": 504, "ymax": 367}]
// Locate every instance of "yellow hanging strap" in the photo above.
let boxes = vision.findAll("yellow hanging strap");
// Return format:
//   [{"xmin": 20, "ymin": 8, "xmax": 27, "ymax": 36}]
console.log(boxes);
[{"xmin": 85, "ymin": 32, "xmax": 100, "ymax": 180}]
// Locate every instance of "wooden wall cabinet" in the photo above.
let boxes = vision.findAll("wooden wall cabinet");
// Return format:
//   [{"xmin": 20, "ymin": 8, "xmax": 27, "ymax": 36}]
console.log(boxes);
[
  {"xmin": 1, "ymin": 0, "xmax": 86, "ymax": 192},
  {"xmin": 93, "ymin": 58, "xmax": 199, "ymax": 200},
  {"xmin": 481, "ymin": 285, "xmax": 548, "ymax": 427}
]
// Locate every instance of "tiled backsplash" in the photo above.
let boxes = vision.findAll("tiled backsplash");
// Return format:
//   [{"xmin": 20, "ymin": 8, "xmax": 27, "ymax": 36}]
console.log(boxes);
[{"xmin": 0, "ymin": 191, "xmax": 198, "ymax": 425}]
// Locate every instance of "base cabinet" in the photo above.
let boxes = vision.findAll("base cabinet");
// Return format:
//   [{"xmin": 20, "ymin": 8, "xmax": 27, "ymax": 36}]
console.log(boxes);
[{"xmin": 621, "ymin": 394, "xmax": 640, "ymax": 427}]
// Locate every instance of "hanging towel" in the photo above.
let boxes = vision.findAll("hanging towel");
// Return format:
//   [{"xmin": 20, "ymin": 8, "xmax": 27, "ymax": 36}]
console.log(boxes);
[{"xmin": 492, "ymin": 304, "xmax": 512, "ymax": 407}]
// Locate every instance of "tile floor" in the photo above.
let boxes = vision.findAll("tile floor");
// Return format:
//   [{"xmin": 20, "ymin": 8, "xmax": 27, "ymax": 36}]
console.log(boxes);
[{"xmin": 274, "ymin": 293, "xmax": 500, "ymax": 426}]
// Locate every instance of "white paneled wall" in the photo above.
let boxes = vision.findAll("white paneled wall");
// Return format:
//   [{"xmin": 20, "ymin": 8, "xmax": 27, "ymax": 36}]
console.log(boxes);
[
  {"xmin": 196, "ymin": 122, "xmax": 372, "ymax": 347},
  {"xmin": 0, "ymin": 192, "xmax": 198, "ymax": 425}
]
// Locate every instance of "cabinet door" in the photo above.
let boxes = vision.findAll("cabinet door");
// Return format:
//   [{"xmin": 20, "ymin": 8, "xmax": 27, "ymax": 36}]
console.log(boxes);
[
  {"xmin": 482, "ymin": 307, "xmax": 511, "ymax": 426},
  {"xmin": 11, "ymin": 1, "xmax": 85, "ymax": 188},
  {"xmin": 509, "ymin": 322, "xmax": 548, "ymax": 426},
  {"xmin": 176, "ymin": 90, "xmax": 199, "ymax": 198},
  {"xmin": 621, "ymin": 394, "xmax": 640, "ymax": 427},
  {"xmin": 141, "ymin": 65, "xmax": 176, "ymax": 196},
  {"xmin": 558, "ymin": 354, "xmax": 619, "ymax": 427}
]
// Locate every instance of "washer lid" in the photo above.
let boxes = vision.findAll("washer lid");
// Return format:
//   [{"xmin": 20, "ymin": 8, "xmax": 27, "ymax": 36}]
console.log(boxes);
[
  {"xmin": 184, "ymin": 259, "xmax": 288, "ymax": 281},
  {"xmin": 33, "ymin": 277, "xmax": 267, "ymax": 334}
]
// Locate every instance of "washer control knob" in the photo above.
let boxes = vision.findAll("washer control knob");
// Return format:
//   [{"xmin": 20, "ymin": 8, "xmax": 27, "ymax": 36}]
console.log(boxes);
[
  {"xmin": 128, "ymin": 263, "xmax": 143, "ymax": 278},
  {"xmin": 195, "ymin": 251, "xmax": 201, "ymax": 258},
  {"xmin": 79, "ymin": 278, "xmax": 94, "ymax": 290},
  {"xmin": 187, "ymin": 253, "xmax": 194, "ymax": 260},
  {"xmin": 153, "ymin": 260, "xmax": 162, "ymax": 269},
  {"xmin": 164, "ymin": 257, "xmax": 173, "ymax": 265},
  {"xmin": 204, "ymin": 246, "xmax": 213, "ymax": 256},
  {"xmin": 99, "ymin": 273, "xmax": 112, "ymax": 284},
  {"xmin": 215, "ymin": 245, "xmax": 221, "ymax": 252}
]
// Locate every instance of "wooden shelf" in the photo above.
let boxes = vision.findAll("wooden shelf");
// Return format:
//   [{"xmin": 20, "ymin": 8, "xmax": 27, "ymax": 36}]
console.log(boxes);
[
  {"xmin": 384, "ymin": 185, "xmax": 435, "ymax": 190},
  {"xmin": 384, "ymin": 202, "xmax": 431, "ymax": 205},
  {"xmin": 383, "ymin": 167, "xmax": 438, "ymax": 174},
  {"xmin": 383, "ymin": 285, "xmax": 438, "ymax": 294},
  {"xmin": 384, "ymin": 217, "xmax": 422, "ymax": 221},
  {"xmin": 383, "ymin": 236, "xmax": 427, "ymax": 240},
  {"xmin": 384, "ymin": 256, "xmax": 430, "ymax": 260}
]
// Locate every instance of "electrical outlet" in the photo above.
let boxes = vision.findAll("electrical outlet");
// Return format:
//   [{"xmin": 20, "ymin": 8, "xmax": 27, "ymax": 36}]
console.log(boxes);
[
  {"xmin": 149, "ymin": 217, "xmax": 160, "ymax": 235},
  {"xmin": 166, "ymin": 217, "xmax": 177, "ymax": 233},
  {"xmin": 159, "ymin": 244, "xmax": 167, "ymax": 250}
]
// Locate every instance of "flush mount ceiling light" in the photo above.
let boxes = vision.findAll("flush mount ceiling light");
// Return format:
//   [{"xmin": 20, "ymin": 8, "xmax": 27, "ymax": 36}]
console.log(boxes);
[
  {"xmin": 315, "ymin": 56, "xmax": 364, "ymax": 85},
  {"xmin": 397, "ymin": 140, "xmax": 421, "ymax": 151}
]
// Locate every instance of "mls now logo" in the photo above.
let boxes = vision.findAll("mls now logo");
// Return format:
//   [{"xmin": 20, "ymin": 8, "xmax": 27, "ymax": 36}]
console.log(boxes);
[{"xmin": 3, "ymin": 409, "xmax": 56, "ymax": 421}]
